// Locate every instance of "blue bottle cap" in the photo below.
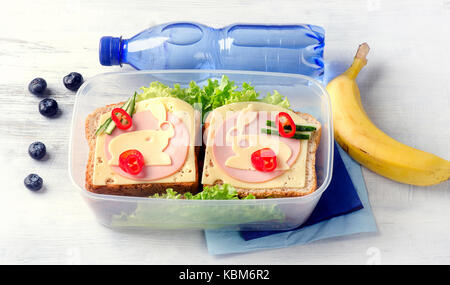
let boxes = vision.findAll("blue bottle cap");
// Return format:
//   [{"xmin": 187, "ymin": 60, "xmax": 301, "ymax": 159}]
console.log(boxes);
[{"xmin": 99, "ymin": 36, "xmax": 121, "ymax": 66}]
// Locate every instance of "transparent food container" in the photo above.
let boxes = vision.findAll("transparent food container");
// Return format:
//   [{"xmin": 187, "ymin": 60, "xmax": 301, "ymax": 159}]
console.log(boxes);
[{"xmin": 69, "ymin": 70, "xmax": 333, "ymax": 231}]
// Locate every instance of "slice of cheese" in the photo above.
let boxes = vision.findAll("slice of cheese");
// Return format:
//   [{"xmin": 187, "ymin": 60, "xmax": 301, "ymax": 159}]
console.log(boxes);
[
  {"xmin": 108, "ymin": 129, "xmax": 174, "ymax": 166},
  {"xmin": 223, "ymin": 104, "xmax": 292, "ymax": 171}
]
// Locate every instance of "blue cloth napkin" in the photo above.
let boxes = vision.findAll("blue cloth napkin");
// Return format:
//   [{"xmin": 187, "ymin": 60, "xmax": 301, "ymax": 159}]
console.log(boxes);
[
  {"xmin": 204, "ymin": 144, "xmax": 377, "ymax": 255},
  {"xmin": 240, "ymin": 143, "xmax": 363, "ymax": 241}
]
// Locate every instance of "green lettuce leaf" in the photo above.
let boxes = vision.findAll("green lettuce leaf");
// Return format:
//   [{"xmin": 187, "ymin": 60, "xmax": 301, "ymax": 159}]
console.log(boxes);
[
  {"xmin": 261, "ymin": 90, "xmax": 290, "ymax": 109},
  {"xmin": 136, "ymin": 81, "xmax": 173, "ymax": 101},
  {"xmin": 137, "ymin": 75, "xmax": 290, "ymax": 115},
  {"xmin": 150, "ymin": 184, "xmax": 255, "ymax": 200},
  {"xmin": 150, "ymin": 188, "xmax": 182, "ymax": 199}
]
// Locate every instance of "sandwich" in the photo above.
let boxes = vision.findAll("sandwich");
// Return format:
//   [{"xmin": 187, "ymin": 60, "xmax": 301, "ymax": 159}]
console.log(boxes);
[
  {"xmin": 84, "ymin": 76, "xmax": 321, "ymax": 199},
  {"xmin": 202, "ymin": 102, "xmax": 321, "ymax": 198},
  {"xmin": 85, "ymin": 95, "xmax": 199, "ymax": 196}
]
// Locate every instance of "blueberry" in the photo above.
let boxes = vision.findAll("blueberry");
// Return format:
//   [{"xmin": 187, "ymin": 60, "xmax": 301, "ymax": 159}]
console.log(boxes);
[
  {"xmin": 39, "ymin": 98, "xmax": 58, "ymax": 117},
  {"xmin": 28, "ymin": 78, "xmax": 47, "ymax": 95},
  {"xmin": 28, "ymin": 141, "xmax": 46, "ymax": 160},
  {"xmin": 63, "ymin": 72, "xmax": 83, "ymax": 91},
  {"xmin": 24, "ymin": 174, "xmax": 43, "ymax": 191}
]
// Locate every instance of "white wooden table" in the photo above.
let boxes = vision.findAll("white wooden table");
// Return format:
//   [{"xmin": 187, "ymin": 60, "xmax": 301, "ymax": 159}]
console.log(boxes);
[{"xmin": 1, "ymin": 0, "xmax": 449, "ymax": 265}]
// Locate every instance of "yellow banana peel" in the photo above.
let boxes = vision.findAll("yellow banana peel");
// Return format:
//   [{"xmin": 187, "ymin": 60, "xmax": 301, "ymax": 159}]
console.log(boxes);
[{"xmin": 326, "ymin": 43, "xmax": 450, "ymax": 186}]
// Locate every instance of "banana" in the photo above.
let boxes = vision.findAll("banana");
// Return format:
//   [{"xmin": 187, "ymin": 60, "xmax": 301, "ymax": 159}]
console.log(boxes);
[{"xmin": 326, "ymin": 43, "xmax": 450, "ymax": 186}]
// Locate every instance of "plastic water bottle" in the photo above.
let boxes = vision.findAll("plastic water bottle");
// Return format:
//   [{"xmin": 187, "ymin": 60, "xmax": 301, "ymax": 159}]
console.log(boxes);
[{"xmin": 99, "ymin": 22, "xmax": 325, "ymax": 78}]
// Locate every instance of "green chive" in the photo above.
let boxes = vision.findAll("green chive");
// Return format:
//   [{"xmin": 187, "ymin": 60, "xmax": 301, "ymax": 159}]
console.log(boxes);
[{"xmin": 96, "ymin": 94, "xmax": 136, "ymax": 136}]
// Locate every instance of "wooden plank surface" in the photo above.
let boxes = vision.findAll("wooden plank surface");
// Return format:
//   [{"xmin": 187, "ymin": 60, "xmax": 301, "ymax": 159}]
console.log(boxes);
[{"xmin": 1, "ymin": 0, "xmax": 449, "ymax": 264}]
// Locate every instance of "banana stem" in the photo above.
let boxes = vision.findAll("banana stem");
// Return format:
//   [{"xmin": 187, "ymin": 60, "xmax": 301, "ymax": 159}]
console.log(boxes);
[{"xmin": 345, "ymin": 43, "xmax": 370, "ymax": 80}]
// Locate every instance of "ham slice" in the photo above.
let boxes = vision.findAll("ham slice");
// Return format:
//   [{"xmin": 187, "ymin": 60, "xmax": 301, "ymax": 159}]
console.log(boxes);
[
  {"xmin": 104, "ymin": 110, "xmax": 189, "ymax": 181},
  {"xmin": 212, "ymin": 111, "xmax": 301, "ymax": 183}
]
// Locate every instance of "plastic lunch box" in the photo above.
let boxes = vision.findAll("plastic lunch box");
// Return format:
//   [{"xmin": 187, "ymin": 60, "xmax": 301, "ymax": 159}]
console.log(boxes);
[{"xmin": 69, "ymin": 70, "xmax": 334, "ymax": 231}]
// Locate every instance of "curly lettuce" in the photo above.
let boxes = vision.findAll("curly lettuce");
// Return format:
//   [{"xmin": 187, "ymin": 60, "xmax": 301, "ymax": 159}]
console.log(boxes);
[
  {"xmin": 150, "ymin": 184, "xmax": 255, "ymax": 200},
  {"xmin": 261, "ymin": 90, "xmax": 290, "ymax": 109},
  {"xmin": 137, "ymin": 75, "xmax": 290, "ymax": 115}
]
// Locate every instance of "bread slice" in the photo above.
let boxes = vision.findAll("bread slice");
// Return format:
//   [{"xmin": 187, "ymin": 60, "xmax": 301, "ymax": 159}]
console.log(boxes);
[
  {"xmin": 85, "ymin": 102, "xmax": 199, "ymax": 197},
  {"xmin": 202, "ymin": 110, "xmax": 322, "ymax": 199}
]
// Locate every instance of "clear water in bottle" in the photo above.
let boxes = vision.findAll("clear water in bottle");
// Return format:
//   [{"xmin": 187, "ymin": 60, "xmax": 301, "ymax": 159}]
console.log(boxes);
[{"xmin": 99, "ymin": 22, "xmax": 324, "ymax": 79}]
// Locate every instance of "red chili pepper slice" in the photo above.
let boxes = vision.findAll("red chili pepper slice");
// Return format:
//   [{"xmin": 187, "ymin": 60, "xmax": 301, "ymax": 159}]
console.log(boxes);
[
  {"xmin": 275, "ymin": 112, "xmax": 296, "ymax": 138},
  {"xmin": 119, "ymin": 149, "xmax": 145, "ymax": 175},
  {"xmin": 251, "ymin": 148, "xmax": 277, "ymax": 172},
  {"xmin": 111, "ymin": 108, "xmax": 132, "ymax": 130}
]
